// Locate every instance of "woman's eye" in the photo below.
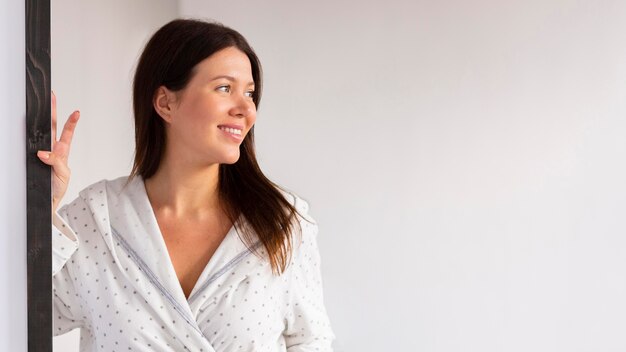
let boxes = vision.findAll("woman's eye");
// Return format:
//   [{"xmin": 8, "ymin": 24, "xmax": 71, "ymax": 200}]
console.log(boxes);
[
  {"xmin": 216, "ymin": 85, "xmax": 253, "ymax": 98},
  {"xmin": 217, "ymin": 85, "xmax": 230, "ymax": 93}
]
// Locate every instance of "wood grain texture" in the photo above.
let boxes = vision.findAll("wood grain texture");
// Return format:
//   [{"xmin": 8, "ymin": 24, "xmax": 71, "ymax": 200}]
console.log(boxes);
[{"xmin": 26, "ymin": 0, "xmax": 52, "ymax": 351}]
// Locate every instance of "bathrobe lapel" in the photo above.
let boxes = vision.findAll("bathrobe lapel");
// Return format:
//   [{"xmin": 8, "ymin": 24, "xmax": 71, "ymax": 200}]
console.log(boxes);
[
  {"xmin": 80, "ymin": 177, "xmax": 216, "ymax": 351},
  {"xmin": 186, "ymin": 221, "xmax": 263, "ymax": 315},
  {"xmin": 80, "ymin": 176, "xmax": 268, "ymax": 349}
]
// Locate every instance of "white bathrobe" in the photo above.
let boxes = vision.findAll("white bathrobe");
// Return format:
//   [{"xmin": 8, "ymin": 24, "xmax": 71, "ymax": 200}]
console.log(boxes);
[{"xmin": 52, "ymin": 176, "xmax": 334, "ymax": 351}]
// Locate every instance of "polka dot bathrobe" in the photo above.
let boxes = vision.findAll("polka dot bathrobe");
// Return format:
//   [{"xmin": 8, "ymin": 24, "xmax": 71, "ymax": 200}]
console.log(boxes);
[{"xmin": 52, "ymin": 176, "xmax": 335, "ymax": 351}]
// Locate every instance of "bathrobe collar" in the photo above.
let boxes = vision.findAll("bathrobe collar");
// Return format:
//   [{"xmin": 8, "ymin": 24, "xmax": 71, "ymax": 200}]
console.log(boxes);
[{"xmin": 78, "ymin": 176, "xmax": 261, "ymax": 350}]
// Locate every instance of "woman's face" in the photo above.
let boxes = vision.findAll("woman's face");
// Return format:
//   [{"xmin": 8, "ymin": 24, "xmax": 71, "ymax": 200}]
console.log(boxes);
[{"xmin": 160, "ymin": 46, "xmax": 257, "ymax": 166}]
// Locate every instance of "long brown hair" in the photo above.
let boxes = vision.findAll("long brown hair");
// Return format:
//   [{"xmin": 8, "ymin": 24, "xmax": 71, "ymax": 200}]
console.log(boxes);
[{"xmin": 130, "ymin": 19, "xmax": 300, "ymax": 274}]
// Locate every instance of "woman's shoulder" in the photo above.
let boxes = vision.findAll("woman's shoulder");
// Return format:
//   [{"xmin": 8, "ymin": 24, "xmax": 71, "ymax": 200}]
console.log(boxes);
[
  {"xmin": 275, "ymin": 190, "xmax": 325, "ymax": 274},
  {"xmin": 275, "ymin": 188, "xmax": 321, "ymax": 250},
  {"xmin": 76, "ymin": 175, "xmax": 132, "ymax": 198},
  {"xmin": 60, "ymin": 175, "xmax": 135, "ymax": 215},
  {"xmin": 70, "ymin": 175, "xmax": 149, "ymax": 209},
  {"xmin": 279, "ymin": 188, "xmax": 307, "ymax": 208},
  {"xmin": 277, "ymin": 188, "xmax": 317, "ymax": 224}
]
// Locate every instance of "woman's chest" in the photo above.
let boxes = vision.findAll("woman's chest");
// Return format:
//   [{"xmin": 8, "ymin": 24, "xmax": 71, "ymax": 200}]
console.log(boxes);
[
  {"xmin": 158, "ymin": 219, "xmax": 232, "ymax": 298},
  {"xmin": 194, "ymin": 269, "xmax": 291, "ymax": 351},
  {"xmin": 73, "ymin": 249, "xmax": 291, "ymax": 351}
]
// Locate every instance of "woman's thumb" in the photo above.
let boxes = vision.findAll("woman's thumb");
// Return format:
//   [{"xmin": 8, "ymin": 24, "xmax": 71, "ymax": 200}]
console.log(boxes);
[{"xmin": 37, "ymin": 150, "xmax": 53, "ymax": 165}]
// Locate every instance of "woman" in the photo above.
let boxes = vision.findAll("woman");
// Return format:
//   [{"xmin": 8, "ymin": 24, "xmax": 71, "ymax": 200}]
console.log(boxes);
[{"xmin": 39, "ymin": 19, "xmax": 334, "ymax": 351}]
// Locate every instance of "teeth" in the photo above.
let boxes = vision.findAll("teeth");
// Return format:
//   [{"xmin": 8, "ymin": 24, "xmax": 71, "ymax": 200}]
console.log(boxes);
[{"xmin": 220, "ymin": 127, "xmax": 242, "ymax": 135}]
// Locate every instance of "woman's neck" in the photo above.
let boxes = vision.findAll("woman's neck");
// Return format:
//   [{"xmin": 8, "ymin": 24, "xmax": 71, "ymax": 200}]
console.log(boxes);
[{"xmin": 144, "ymin": 157, "xmax": 222, "ymax": 218}]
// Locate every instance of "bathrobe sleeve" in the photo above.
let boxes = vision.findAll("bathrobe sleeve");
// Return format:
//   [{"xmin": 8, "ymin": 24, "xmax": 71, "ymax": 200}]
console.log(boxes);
[
  {"xmin": 283, "ymin": 198, "xmax": 335, "ymax": 351},
  {"xmin": 51, "ymin": 201, "xmax": 84, "ymax": 336}
]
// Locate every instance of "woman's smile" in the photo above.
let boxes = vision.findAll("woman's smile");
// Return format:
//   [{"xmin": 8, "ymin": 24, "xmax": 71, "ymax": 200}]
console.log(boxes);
[
  {"xmin": 218, "ymin": 124, "xmax": 244, "ymax": 141},
  {"xmin": 155, "ymin": 46, "xmax": 257, "ymax": 165}
]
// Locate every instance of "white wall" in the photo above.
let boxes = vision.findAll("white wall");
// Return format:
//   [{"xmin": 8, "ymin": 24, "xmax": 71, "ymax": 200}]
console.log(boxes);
[
  {"xmin": 51, "ymin": 0, "xmax": 179, "ymax": 203},
  {"xmin": 179, "ymin": 1, "xmax": 626, "ymax": 351},
  {"xmin": 0, "ymin": 0, "xmax": 27, "ymax": 351},
  {"xmin": 51, "ymin": 0, "xmax": 178, "ymax": 350}
]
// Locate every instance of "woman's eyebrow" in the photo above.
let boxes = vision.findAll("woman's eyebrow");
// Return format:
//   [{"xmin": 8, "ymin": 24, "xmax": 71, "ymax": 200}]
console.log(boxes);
[{"xmin": 209, "ymin": 75, "xmax": 255, "ymax": 86}]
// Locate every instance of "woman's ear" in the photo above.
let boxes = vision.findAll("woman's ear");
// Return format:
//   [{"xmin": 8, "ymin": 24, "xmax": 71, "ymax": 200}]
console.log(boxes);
[{"xmin": 153, "ymin": 86, "xmax": 177, "ymax": 123}]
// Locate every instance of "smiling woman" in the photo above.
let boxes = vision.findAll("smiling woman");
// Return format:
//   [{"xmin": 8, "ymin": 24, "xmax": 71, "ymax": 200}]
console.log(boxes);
[
  {"xmin": 144, "ymin": 46, "xmax": 259, "ymax": 298},
  {"xmin": 39, "ymin": 0, "xmax": 626, "ymax": 351},
  {"xmin": 145, "ymin": 47, "xmax": 257, "ymax": 176},
  {"xmin": 45, "ymin": 19, "xmax": 335, "ymax": 352}
]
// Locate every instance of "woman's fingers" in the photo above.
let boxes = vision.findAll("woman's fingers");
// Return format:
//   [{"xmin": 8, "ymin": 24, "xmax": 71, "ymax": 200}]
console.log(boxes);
[
  {"xmin": 43, "ymin": 91, "xmax": 80, "ymax": 213},
  {"xmin": 36, "ymin": 150, "xmax": 52, "ymax": 164},
  {"xmin": 36, "ymin": 147, "xmax": 68, "ymax": 169},
  {"xmin": 41, "ymin": 94, "xmax": 81, "ymax": 165},
  {"xmin": 38, "ymin": 112, "xmax": 78, "ymax": 163},
  {"xmin": 37, "ymin": 146, "xmax": 72, "ymax": 213},
  {"xmin": 37, "ymin": 148, "xmax": 71, "ymax": 185},
  {"xmin": 37, "ymin": 111, "xmax": 75, "ymax": 165},
  {"xmin": 52, "ymin": 138, "xmax": 71, "ymax": 161},
  {"xmin": 58, "ymin": 110, "xmax": 80, "ymax": 148}
]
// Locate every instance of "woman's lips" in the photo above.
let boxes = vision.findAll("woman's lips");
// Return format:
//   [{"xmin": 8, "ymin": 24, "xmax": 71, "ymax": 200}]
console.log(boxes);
[{"xmin": 218, "ymin": 125, "xmax": 243, "ymax": 141}]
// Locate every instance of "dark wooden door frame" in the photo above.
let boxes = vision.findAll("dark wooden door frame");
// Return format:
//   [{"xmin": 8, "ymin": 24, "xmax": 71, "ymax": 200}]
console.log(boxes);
[{"xmin": 26, "ymin": 0, "xmax": 52, "ymax": 351}]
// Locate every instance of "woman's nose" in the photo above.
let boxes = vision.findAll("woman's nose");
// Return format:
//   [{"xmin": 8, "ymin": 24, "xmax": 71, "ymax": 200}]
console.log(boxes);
[{"xmin": 230, "ymin": 95, "xmax": 255, "ymax": 118}]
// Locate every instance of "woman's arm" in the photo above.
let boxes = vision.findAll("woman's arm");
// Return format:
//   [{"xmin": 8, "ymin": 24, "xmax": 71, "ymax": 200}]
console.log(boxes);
[
  {"xmin": 42, "ymin": 91, "xmax": 84, "ymax": 334},
  {"xmin": 283, "ymin": 199, "xmax": 335, "ymax": 351},
  {"xmin": 52, "ymin": 202, "xmax": 84, "ymax": 336}
]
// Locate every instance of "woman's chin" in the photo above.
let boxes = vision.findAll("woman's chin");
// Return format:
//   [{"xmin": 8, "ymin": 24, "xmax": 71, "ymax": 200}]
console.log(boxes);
[{"xmin": 220, "ymin": 151, "xmax": 241, "ymax": 165}]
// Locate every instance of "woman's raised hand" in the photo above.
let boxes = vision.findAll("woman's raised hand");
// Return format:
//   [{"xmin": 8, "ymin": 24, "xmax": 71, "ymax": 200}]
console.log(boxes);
[{"xmin": 37, "ymin": 91, "xmax": 80, "ymax": 214}]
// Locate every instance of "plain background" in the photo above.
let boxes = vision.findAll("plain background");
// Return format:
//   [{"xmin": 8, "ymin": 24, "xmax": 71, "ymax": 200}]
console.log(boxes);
[
  {"xmin": 0, "ymin": 0, "xmax": 27, "ymax": 351},
  {"xmin": 53, "ymin": 1, "xmax": 626, "ymax": 351}
]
